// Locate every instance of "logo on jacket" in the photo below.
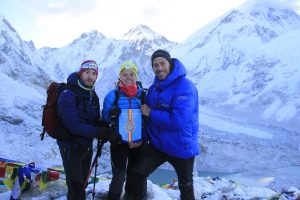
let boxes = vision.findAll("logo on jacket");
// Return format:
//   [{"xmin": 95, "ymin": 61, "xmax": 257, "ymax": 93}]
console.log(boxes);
[
  {"xmin": 160, "ymin": 103, "xmax": 170, "ymax": 108},
  {"xmin": 176, "ymin": 96, "xmax": 188, "ymax": 101}
]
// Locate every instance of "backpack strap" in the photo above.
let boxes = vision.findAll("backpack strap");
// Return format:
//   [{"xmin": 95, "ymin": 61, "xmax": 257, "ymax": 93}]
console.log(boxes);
[
  {"xmin": 40, "ymin": 126, "xmax": 46, "ymax": 140},
  {"xmin": 40, "ymin": 102, "xmax": 48, "ymax": 140},
  {"xmin": 63, "ymin": 85, "xmax": 82, "ymax": 108},
  {"xmin": 136, "ymin": 81, "xmax": 148, "ymax": 104},
  {"xmin": 139, "ymin": 89, "xmax": 147, "ymax": 104},
  {"xmin": 92, "ymin": 90, "xmax": 100, "ymax": 108},
  {"xmin": 113, "ymin": 90, "xmax": 120, "ymax": 107},
  {"xmin": 136, "ymin": 81, "xmax": 148, "ymax": 130}
]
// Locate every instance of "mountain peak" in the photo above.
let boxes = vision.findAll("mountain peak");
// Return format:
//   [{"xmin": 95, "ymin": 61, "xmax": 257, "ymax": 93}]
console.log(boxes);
[
  {"xmin": 122, "ymin": 24, "xmax": 163, "ymax": 41},
  {"xmin": 1, "ymin": 15, "xmax": 17, "ymax": 33},
  {"xmin": 79, "ymin": 30, "xmax": 106, "ymax": 40},
  {"xmin": 239, "ymin": 0, "xmax": 290, "ymax": 12},
  {"xmin": 70, "ymin": 30, "xmax": 106, "ymax": 46},
  {"xmin": 237, "ymin": 0, "xmax": 300, "ymax": 28}
]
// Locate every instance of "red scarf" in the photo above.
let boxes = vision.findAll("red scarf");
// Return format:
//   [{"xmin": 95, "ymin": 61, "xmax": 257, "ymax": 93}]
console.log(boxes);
[{"xmin": 119, "ymin": 82, "xmax": 137, "ymax": 98}]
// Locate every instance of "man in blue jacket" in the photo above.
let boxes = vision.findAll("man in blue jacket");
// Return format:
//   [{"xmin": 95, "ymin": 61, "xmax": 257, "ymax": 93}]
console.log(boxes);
[
  {"xmin": 125, "ymin": 50, "xmax": 199, "ymax": 200},
  {"xmin": 57, "ymin": 60, "xmax": 122, "ymax": 200}
]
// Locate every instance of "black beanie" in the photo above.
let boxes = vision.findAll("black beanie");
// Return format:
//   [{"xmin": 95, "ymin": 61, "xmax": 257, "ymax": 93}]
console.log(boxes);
[{"xmin": 151, "ymin": 49, "xmax": 172, "ymax": 66}]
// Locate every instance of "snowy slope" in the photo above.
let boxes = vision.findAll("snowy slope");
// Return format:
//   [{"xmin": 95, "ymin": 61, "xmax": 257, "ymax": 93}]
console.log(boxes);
[
  {"xmin": 0, "ymin": 14, "xmax": 50, "ymax": 90},
  {"xmin": 0, "ymin": 0, "xmax": 300, "ymax": 194},
  {"xmin": 170, "ymin": 0, "xmax": 300, "ymax": 177},
  {"xmin": 0, "ymin": 16, "xmax": 175, "ymax": 168},
  {"xmin": 173, "ymin": 1, "xmax": 300, "ymax": 126}
]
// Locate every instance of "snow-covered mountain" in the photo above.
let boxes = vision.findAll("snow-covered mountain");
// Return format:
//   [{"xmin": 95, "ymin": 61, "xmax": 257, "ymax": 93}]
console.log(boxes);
[
  {"xmin": 34, "ymin": 24, "xmax": 176, "ymax": 95},
  {"xmin": 0, "ymin": 15, "xmax": 176, "ymax": 167},
  {"xmin": 0, "ymin": 14, "xmax": 53, "ymax": 166},
  {"xmin": 174, "ymin": 0, "xmax": 300, "ymax": 125},
  {"xmin": 0, "ymin": 0, "xmax": 300, "ymax": 192},
  {"xmin": 0, "ymin": 14, "xmax": 50, "ymax": 89},
  {"xmin": 170, "ymin": 0, "xmax": 300, "ymax": 182}
]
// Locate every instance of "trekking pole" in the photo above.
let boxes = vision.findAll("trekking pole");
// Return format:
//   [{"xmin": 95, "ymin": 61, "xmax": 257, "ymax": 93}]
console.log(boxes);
[
  {"xmin": 92, "ymin": 150, "xmax": 99, "ymax": 200},
  {"xmin": 84, "ymin": 139, "xmax": 105, "ymax": 195},
  {"xmin": 92, "ymin": 140, "xmax": 104, "ymax": 200}
]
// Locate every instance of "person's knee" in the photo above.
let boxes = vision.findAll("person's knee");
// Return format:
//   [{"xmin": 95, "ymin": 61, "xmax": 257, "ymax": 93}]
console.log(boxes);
[
  {"xmin": 112, "ymin": 167, "xmax": 126, "ymax": 182},
  {"xmin": 127, "ymin": 165, "xmax": 147, "ymax": 180}
]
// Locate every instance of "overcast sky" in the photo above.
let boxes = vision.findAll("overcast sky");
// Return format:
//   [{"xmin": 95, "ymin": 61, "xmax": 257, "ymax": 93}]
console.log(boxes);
[{"xmin": 0, "ymin": 0, "xmax": 299, "ymax": 48}]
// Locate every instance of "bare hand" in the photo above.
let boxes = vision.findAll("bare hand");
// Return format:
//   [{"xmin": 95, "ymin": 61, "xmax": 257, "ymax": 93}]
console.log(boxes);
[
  {"xmin": 128, "ymin": 140, "xmax": 143, "ymax": 149},
  {"xmin": 140, "ymin": 104, "xmax": 151, "ymax": 117}
]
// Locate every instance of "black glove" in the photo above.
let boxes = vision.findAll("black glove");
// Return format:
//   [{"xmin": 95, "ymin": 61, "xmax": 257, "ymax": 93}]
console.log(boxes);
[
  {"xmin": 108, "ymin": 131, "xmax": 122, "ymax": 146},
  {"xmin": 95, "ymin": 120, "xmax": 110, "ymax": 128},
  {"xmin": 109, "ymin": 106, "xmax": 121, "ymax": 120},
  {"xmin": 97, "ymin": 126, "xmax": 110, "ymax": 142},
  {"xmin": 97, "ymin": 126, "xmax": 122, "ymax": 146}
]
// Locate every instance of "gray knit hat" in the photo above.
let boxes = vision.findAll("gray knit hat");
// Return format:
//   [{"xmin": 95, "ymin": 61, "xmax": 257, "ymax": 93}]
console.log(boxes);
[{"xmin": 151, "ymin": 49, "xmax": 172, "ymax": 66}]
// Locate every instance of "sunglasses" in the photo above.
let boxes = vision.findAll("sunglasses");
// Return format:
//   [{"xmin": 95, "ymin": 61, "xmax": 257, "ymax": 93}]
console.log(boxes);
[{"xmin": 81, "ymin": 62, "xmax": 98, "ymax": 70}]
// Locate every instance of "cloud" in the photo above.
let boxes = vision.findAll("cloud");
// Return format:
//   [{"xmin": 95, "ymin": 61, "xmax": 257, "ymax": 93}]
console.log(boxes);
[
  {"xmin": 22, "ymin": 0, "xmax": 97, "ymax": 15},
  {"xmin": 240, "ymin": 0, "xmax": 300, "ymax": 14},
  {"xmin": 279, "ymin": 0, "xmax": 300, "ymax": 10},
  {"xmin": 4, "ymin": 0, "xmax": 298, "ymax": 48},
  {"xmin": 284, "ymin": 0, "xmax": 300, "ymax": 11},
  {"xmin": 142, "ymin": 6, "xmax": 160, "ymax": 19},
  {"xmin": 23, "ymin": 0, "xmax": 251, "ymax": 47}
]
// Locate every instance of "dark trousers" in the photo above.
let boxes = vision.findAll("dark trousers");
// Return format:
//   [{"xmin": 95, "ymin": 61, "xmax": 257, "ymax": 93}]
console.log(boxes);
[
  {"xmin": 59, "ymin": 146, "xmax": 93, "ymax": 200},
  {"xmin": 107, "ymin": 143, "xmax": 143, "ymax": 200},
  {"xmin": 125, "ymin": 144, "xmax": 195, "ymax": 200}
]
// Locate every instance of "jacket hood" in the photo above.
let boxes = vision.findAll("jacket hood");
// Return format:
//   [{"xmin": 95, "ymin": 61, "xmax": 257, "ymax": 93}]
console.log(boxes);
[
  {"xmin": 67, "ymin": 72, "xmax": 80, "ymax": 86},
  {"xmin": 153, "ymin": 58, "xmax": 187, "ymax": 90},
  {"xmin": 67, "ymin": 72, "xmax": 95, "ymax": 90}
]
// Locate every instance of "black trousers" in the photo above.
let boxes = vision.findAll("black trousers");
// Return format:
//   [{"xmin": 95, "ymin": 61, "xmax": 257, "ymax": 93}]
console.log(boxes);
[
  {"xmin": 59, "ymin": 146, "xmax": 93, "ymax": 200},
  {"xmin": 107, "ymin": 143, "xmax": 143, "ymax": 200},
  {"xmin": 125, "ymin": 144, "xmax": 195, "ymax": 200}
]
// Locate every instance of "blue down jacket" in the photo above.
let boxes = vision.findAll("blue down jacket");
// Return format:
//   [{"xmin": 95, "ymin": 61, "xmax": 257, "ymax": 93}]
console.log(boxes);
[
  {"xmin": 102, "ymin": 86, "xmax": 144, "ymax": 141},
  {"xmin": 57, "ymin": 72, "xmax": 100, "ymax": 148},
  {"xmin": 145, "ymin": 58, "xmax": 199, "ymax": 158},
  {"xmin": 102, "ymin": 87, "xmax": 143, "ymax": 123}
]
